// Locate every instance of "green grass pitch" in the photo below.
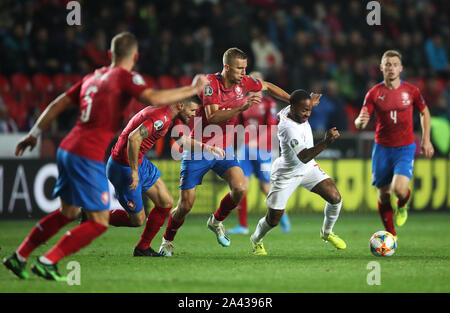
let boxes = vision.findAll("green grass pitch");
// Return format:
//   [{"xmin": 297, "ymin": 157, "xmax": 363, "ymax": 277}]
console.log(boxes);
[{"xmin": 1, "ymin": 212, "xmax": 449, "ymax": 293}]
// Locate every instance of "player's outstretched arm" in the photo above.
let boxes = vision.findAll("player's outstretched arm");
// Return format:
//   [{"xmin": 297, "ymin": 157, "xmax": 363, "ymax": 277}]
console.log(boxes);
[
  {"xmin": 297, "ymin": 127, "xmax": 340, "ymax": 163},
  {"xmin": 205, "ymin": 93, "xmax": 262, "ymax": 124},
  {"xmin": 419, "ymin": 106, "xmax": 434, "ymax": 158},
  {"xmin": 354, "ymin": 107, "xmax": 371, "ymax": 130},
  {"xmin": 176, "ymin": 135, "xmax": 226, "ymax": 158},
  {"xmin": 127, "ymin": 124, "xmax": 147, "ymax": 190},
  {"xmin": 260, "ymin": 81, "xmax": 290, "ymax": 104},
  {"xmin": 15, "ymin": 93, "xmax": 75, "ymax": 156},
  {"xmin": 139, "ymin": 74, "xmax": 209, "ymax": 107}
]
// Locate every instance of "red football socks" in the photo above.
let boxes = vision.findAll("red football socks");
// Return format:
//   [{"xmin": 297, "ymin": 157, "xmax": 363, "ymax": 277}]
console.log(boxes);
[
  {"xmin": 136, "ymin": 207, "xmax": 171, "ymax": 250},
  {"xmin": 397, "ymin": 189, "xmax": 411, "ymax": 208},
  {"xmin": 378, "ymin": 201, "xmax": 396, "ymax": 236},
  {"xmin": 213, "ymin": 193, "xmax": 238, "ymax": 222},
  {"xmin": 43, "ymin": 220, "xmax": 107, "ymax": 264},
  {"xmin": 163, "ymin": 215, "xmax": 185, "ymax": 241},
  {"xmin": 109, "ymin": 209, "xmax": 132, "ymax": 227},
  {"xmin": 237, "ymin": 196, "xmax": 248, "ymax": 227},
  {"xmin": 17, "ymin": 209, "xmax": 74, "ymax": 259}
]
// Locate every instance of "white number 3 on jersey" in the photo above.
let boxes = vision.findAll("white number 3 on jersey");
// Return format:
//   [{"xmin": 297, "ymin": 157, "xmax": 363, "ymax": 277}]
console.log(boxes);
[
  {"xmin": 81, "ymin": 85, "xmax": 99, "ymax": 122},
  {"xmin": 390, "ymin": 110, "xmax": 397, "ymax": 124}
]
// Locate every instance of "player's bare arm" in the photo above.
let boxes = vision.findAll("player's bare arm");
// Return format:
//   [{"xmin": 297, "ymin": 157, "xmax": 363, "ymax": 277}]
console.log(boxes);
[
  {"xmin": 175, "ymin": 135, "xmax": 226, "ymax": 158},
  {"xmin": 127, "ymin": 124, "xmax": 148, "ymax": 190},
  {"xmin": 419, "ymin": 106, "xmax": 434, "ymax": 158},
  {"xmin": 260, "ymin": 81, "xmax": 290, "ymax": 104},
  {"xmin": 205, "ymin": 93, "xmax": 261, "ymax": 124},
  {"xmin": 297, "ymin": 127, "xmax": 340, "ymax": 164},
  {"xmin": 15, "ymin": 93, "xmax": 75, "ymax": 156},
  {"xmin": 138, "ymin": 74, "xmax": 209, "ymax": 107},
  {"xmin": 310, "ymin": 93, "xmax": 322, "ymax": 107},
  {"xmin": 354, "ymin": 106, "xmax": 371, "ymax": 130}
]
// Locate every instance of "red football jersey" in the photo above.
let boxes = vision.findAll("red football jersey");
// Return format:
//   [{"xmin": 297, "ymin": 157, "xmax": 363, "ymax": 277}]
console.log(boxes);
[
  {"xmin": 237, "ymin": 96, "xmax": 278, "ymax": 151},
  {"xmin": 361, "ymin": 81, "xmax": 426, "ymax": 147},
  {"xmin": 191, "ymin": 73, "xmax": 263, "ymax": 148},
  {"xmin": 111, "ymin": 106, "xmax": 173, "ymax": 166},
  {"xmin": 60, "ymin": 66, "xmax": 148, "ymax": 161}
]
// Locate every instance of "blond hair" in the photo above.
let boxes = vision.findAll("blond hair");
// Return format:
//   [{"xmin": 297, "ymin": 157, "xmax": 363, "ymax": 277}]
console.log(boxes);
[
  {"xmin": 223, "ymin": 47, "xmax": 247, "ymax": 65},
  {"xmin": 381, "ymin": 50, "xmax": 402, "ymax": 63}
]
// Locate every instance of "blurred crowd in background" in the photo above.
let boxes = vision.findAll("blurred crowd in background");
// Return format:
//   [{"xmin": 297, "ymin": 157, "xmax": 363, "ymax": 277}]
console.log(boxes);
[{"xmin": 0, "ymin": 0, "xmax": 448, "ymax": 139}]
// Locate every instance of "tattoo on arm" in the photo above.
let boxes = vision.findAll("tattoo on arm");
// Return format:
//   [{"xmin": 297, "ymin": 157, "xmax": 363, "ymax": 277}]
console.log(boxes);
[{"xmin": 139, "ymin": 124, "xmax": 149, "ymax": 139}]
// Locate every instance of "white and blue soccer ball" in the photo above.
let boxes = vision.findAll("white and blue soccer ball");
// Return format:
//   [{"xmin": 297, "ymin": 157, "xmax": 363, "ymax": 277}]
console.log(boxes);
[{"xmin": 369, "ymin": 231, "xmax": 397, "ymax": 257}]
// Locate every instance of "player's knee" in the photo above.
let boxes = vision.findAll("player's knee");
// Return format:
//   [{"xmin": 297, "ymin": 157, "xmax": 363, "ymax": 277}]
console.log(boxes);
[
  {"xmin": 392, "ymin": 185, "xmax": 408, "ymax": 199},
  {"xmin": 130, "ymin": 214, "xmax": 145, "ymax": 227},
  {"xmin": 178, "ymin": 198, "xmax": 194, "ymax": 214},
  {"xmin": 231, "ymin": 184, "xmax": 247, "ymax": 202},
  {"xmin": 329, "ymin": 191, "xmax": 342, "ymax": 205},
  {"xmin": 156, "ymin": 194, "xmax": 174, "ymax": 209}
]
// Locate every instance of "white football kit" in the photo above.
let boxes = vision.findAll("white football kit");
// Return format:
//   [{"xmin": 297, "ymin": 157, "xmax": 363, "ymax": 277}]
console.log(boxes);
[{"xmin": 265, "ymin": 106, "xmax": 329, "ymax": 210}]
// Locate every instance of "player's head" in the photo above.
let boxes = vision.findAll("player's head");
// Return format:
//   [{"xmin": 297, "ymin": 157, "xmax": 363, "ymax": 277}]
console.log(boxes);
[
  {"xmin": 176, "ymin": 95, "xmax": 201, "ymax": 124},
  {"xmin": 380, "ymin": 50, "xmax": 403, "ymax": 82},
  {"xmin": 110, "ymin": 32, "xmax": 139, "ymax": 64},
  {"xmin": 223, "ymin": 47, "xmax": 248, "ymax": 84},
  {"xmin": 289, "ymin": 89, "xmax": 312, "ymax": 124}
]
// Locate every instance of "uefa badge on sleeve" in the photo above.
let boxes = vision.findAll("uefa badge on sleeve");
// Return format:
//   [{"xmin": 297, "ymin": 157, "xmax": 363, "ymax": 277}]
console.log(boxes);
[
  {"xmin": 290, "ymin": 138, "xmax": 299, "ymax": 149},
  {"xmin": 154, "ymin": 120, "xmax": 164, "ymax": 131},
  {"xmin": 204, "ymin": 86, "xmax": 213, "ymax": 96}
]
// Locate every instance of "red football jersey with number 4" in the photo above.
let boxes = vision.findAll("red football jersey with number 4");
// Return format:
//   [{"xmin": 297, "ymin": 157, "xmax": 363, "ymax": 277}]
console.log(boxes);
[
  {"xmin": 60, "ymin": 66, "xmax": 148, "ymax": 161},
  {"xmin": 361, "ymin": 81, "xmax": 426, "ymax": 147}
]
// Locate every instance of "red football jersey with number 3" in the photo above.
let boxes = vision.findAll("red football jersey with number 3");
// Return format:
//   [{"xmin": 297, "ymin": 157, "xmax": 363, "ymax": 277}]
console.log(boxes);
[{"xmin": 361, "ymin": 81, "xmax": 426, "ymax": 147}]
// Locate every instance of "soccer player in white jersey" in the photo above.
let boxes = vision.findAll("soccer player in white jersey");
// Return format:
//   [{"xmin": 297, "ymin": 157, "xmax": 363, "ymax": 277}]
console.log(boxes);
[{"xmin": 250, "ymin": 89, "xmax": 347, "ymax": 255}]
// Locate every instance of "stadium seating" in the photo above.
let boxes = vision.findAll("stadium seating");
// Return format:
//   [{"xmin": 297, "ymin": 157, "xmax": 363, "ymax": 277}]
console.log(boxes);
[
  {"xmin": 178, "ymin": 76, "xmax": 193, "ymax": 87},
  {"xmin": 11, "ymin": 74, "xmax": 31, "ymax": 92},
  {"xmin": 157, "ymin": 75, "xmax": 177, "ymax": 89},
  {"xmin": 0, "ymin": 75, "xmax": 10, "ymax": 92}
]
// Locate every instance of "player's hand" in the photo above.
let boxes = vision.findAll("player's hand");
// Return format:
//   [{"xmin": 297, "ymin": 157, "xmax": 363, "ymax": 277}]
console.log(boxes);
[
  {"xmin": 421, "ymin": 139, "xmax": 434, "ymax": 159},
  {"xmin": 325, "ymin": 127, "xmax": 340, "ymax": 144},
  {"xmin": 310, "ymin": 92, "xmax": 322, "ymax": 107},
  {"xmin": 129, "ymin": 170, "xmax": 139, "ymax": 190},
  {"xmin": 15, "ymin": 134, "xmax": 38, "ymax": 156},
  {"xmin": 355, "ymin": 107, "xmax": 370, "ymax": 130},
  {"xmin": 240, "ymin": 93, "xmax": 262, "ymax": 112},
  {"xmin": 205, "ymin": 145, "xmax": 226, "ymax": 159},
  {"xmin": 192, "ymin": 74, "xmax": 210, "ymax": 93}
]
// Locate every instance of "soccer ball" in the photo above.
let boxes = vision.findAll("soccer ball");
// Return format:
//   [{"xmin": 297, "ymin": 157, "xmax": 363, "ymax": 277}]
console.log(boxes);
[{"xmin": 369, "ymin": 231, "xmax": 396, "ymax": 257}]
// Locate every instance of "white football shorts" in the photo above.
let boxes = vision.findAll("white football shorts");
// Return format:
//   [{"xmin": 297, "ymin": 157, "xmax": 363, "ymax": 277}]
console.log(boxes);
[{"xmin": 265, "ymin": 163, "xmax": 330, "ymax": 211}]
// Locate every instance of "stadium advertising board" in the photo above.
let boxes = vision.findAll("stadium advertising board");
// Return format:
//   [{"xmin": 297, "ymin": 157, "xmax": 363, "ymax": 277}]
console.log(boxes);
[{"xmin": 0, "ymin": 158, "xmax": 448, "ymax": 219}]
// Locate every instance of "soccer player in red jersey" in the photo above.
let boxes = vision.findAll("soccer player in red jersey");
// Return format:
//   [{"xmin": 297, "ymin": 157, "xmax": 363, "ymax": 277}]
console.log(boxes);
[
  {"xmin": 3, "ymin": 32, "xmax": 209, "ymax": 281},
  {"xmin": 229, "ymin": 71, "xmax": 291, "ymax": 235},
  {"xmin": 158, "ymin": 48, "xmax": 291, "ymax": 256},
  {"xmin": 106, "ymin": 95, "xmax": 224, "ymax": 257},
  {"xmin": 354, "ymin": 50, "xmax": 434, "ymax": 239}
]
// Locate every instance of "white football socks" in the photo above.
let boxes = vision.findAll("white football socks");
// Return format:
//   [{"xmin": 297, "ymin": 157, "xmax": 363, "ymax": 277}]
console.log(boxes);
[
  {"xmin": 322, "ymin": 199, "xmax": 343, "ymax": 235},
  {"xmin": 251, "ymin": 216, "xmax": 274, "ymax": 243}
]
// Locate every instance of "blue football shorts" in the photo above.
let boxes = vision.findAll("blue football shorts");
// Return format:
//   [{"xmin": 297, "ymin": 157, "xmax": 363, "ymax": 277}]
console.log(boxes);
[
  {"xmin": 237, "ymin": 144, "xmax": 272, "ymax": 183},
  {"xmin": 371, "ymin": 142, "xmax": 416, "ymax": 188},
  {"xmin": 53, "ymin": 148, "xmax": 110, "ymax": 211},
  {"xmin": 106, "ymin": 156, "xmax": 161, "ymax": 213}
]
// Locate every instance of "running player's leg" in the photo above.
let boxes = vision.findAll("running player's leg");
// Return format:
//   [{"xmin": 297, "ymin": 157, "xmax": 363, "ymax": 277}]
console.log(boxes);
[
  {"xmin": 391, "ymin": 143, "xmax": 415, "ymax": 227},
  {"xmin": 306, "ymin": 166, "xmax": 346, "ymax": 249},
  {"xmin": 3, "ymin": 199, "xmax": 79, "ymax": 280},
  {"xmin": 159, "ymin": 188, "xmax": 195, "ymax": 256},
  {"xmin": 250, "ymin": 174, "xmax": 300, "ymax": 254},
  {"xmin": 371, "ymin": 143, "xmax": 396, "ymax": 235},
  {"xmin": 134, "ymin": 177, "xmax": 173, "ymax": 256},
  {"xmin": 228, "ymin": 177, "xmax": 250, "ymax": 235}
]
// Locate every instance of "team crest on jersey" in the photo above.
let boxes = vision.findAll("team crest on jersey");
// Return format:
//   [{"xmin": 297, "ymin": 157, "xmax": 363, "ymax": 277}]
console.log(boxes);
[
  {"xmin": 204, "ymin": 86, "xmax": 213, "ymax": 96},
  {"xmin": 127, "ymin": 201, "xmax": 136, "ymax": 210},
  {"xmin": 290, "ymin": 138, "xmax": 299, "ymax": 148},
  {"xmin": 401, "ymin": 92, "xmax": 411, "ymax": 105},
  {"xmin": 234, "ymin": 85, "xmax": 243, "ymax": 96},
  {"xmin": 132, "ymin": 74, "xmax": 145, "ymax": 85},
  {"xmin": 101, "ymin": 191, "xmax": 109, "ymax": 204},
  {"xmin": 154, "ymin": 120, "xmax": 164, "ymax": 130}
]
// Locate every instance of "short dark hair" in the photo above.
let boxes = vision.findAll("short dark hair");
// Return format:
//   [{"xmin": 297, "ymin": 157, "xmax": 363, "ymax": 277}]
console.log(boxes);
[
  {"xmin": 290, "ymin": 89, "xmax": 310, "ymax": 107},
  {"xmin": 110, "ymin": 32, "xmax": 138, "ymax": 61},
  {"xmin": 223, "ymin": 47, "xmax": 247, "ymax": 65},
  {"xmin": 182, "ymin": 95, "xmax": 202, "ymax": 107}
]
